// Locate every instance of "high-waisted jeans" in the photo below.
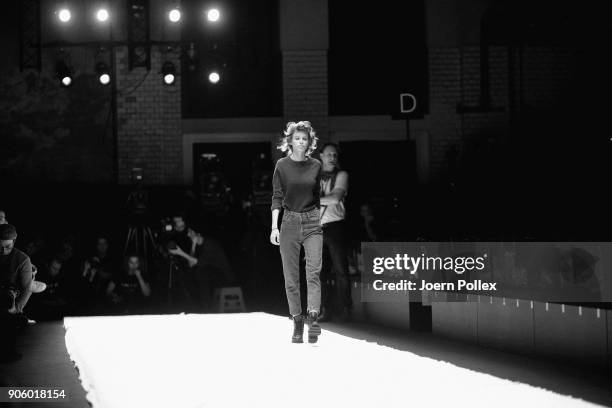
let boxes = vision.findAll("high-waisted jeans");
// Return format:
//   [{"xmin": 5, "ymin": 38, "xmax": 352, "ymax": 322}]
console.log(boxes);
[{"xmin": 279, "ymin": 208, "xmax": 322, "ymax": 316}]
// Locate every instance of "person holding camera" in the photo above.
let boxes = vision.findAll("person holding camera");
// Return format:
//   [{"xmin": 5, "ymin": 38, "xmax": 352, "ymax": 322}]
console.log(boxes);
[
  {"xmin": 1, "ymin": 224, "xmax": 40, "ymax": 361},
  {"xmin": 163, "ymin": 214, "xmax": 205, "ymax": 311},
  {"xmin": 166, "ymin": 216, "xmax": 201, "ymax": 268},
  {"xmin": 1, "ymin": 224, "xmax": 35, "ymax": 315}
]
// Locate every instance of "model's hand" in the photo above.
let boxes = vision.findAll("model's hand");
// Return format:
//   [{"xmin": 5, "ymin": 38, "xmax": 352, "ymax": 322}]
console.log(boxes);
[{"xmin": 270, "ymin": 229, "xmax": 280, "ymax": 246}]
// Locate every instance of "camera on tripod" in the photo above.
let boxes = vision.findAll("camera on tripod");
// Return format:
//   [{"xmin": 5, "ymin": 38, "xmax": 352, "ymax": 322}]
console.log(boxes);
[
  {"xmin": 157, "ymin": 217, "xmax": 182, "ymax": 257},
  {"xmin": 126, "ymin": 168, "xmax": 149, "ymax": 220},
  {"xmin": 160, "ymin": 217, "xmax": 174, "ymax": 233}
]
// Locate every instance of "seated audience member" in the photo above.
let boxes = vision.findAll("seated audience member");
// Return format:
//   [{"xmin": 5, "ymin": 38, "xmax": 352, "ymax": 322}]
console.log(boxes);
[
  {"xmin": 1, "ymin": 224, "xmax": 34, "ymax": 361},
  {"xmin": 0, "ymin": 215, "xmax": 47, "ymax": 323},
  {"xmin": 79, "ymin": 235, "xmax": 118, "ymax": 313},
  {"xmin": 32, "ymin": 258, "xmax": 73, "ymax": 319},
  {"xmin": 24, "ymin": 232, "xmax": 48, "ymax": 270},
  {"xmin": 55, "ymin": 236, "xmax": 75, "ymax": 262},
  {"xmin": 1, "ymin": 224, "xmax": 36, "ymax": 315},
  {"xmin": 106, "ymin": 254, "xmax": 151, "ymax": 313},
  {"xmin": 55, "ymin": 235, "xmax": 82, "ymax": 278},
  {"xmin": 81, "ymin": 236, "xmax": 118, "ymax": 303}
]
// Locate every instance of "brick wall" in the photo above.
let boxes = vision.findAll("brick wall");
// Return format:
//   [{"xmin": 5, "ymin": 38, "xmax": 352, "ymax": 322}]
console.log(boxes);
[
  {"xmin": 425, "ymin": 45, "xmax": 575, "ymax": 180},
  {"xmin": 521, "ymin": 47, "xmax": 575, "ymax": 109},
  {"xmin": 115, "ymin": 46, "xmax": 182, "ymax": 185},
  {"xmin": 0, "ymin": 47, "xmax": 113, "ymax": 183},
  {"xmin": 282, "ymin": 50, "xmax": 329, "ymax": 144},
  {"xmin": 426, "ymin": 47, "xmax": 462, "ymax": 177}
]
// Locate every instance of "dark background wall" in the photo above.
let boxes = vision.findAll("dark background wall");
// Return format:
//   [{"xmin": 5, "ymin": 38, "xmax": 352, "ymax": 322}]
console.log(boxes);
[
  {"xmin": 0, "ymin": 2, "xmax": 113, "ymax": 183},
  {"xmin": 1, "ymin": 0, "xmax": 608, "ymax": 240}
]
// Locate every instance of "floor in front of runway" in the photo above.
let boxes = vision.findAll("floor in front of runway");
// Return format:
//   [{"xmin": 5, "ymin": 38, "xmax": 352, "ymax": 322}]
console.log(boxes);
[{"xmin": 1, "ymin": 312, "xmax": 611, "ymax": 408}]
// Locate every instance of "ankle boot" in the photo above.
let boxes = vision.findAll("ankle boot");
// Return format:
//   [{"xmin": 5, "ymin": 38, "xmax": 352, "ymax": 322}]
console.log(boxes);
[
  {"xmin": 306, "ymin": 311, "xmax": 321, "ymax": 343},
  {"xmin": 292, "ymin": 315, "xmax": 304, "ymax": 343}
]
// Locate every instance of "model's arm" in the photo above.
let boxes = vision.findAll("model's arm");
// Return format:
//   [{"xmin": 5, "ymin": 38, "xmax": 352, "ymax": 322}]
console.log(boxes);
[
  {"xmin": 270, "ymin": 162, "xmax": 283, "ymax": 245},
  {"xmin": 313, "ymin": 162, "xmax": 322, "ymax": 206},
  {"xmin": 271, "ymin": 209, "xmax": 280, "ymax": 230},
  {"xmin": 320, "ymin": 171, "xmax": 348, "ymax": 206},
  {"xmin": 271, "ymin": 161, "xmax": 284, "ymax": 213}
]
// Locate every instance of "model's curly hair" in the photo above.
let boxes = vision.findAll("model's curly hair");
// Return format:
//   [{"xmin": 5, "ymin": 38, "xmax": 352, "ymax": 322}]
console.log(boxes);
[{"xmin": 277, "ymin": 121, "xmax": 318, "ymax": 156}]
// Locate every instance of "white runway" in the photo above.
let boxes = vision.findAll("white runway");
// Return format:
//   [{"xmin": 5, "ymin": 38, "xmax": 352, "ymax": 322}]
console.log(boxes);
[{"xmin": 64, "ymin": 313, "xmax": 602, "ymax": 408}]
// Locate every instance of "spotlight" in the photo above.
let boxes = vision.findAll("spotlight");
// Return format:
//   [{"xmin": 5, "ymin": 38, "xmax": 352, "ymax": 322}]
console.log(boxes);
[
  {"xmin": 162, "ymin": 61, "xmax": 176, "ymax": 85},
  {"xmin": 208, "ymin": 71, "xmax": 220, "ymax": 84},
  {"xmin": 96, "ymin": 8, "xmax": 109, "ymax": 22},
  {"xmin": 58, "ymin": 8, "xmax": 71, "ymax": 23},
  {"xmin": 207, "ymin": 8, "xmax": 220, "ymax": 22},
  {"xmin": 56, "ymin": 61, "xmax": 73, "ymax": 87},
  {"xmin": 164, "ymin": 73, "xmax": 175, "ymax": 85},
  {"xmin": 168, "ymin": 8, "xmax": 181, "ymax": 23},
  {"xmin": 96, "ymin": 62, "xmax": 111, "ymax": 85}
]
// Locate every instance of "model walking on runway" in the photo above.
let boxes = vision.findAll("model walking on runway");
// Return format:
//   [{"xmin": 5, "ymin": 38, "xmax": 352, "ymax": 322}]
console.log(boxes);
[{"xmin": 270, "ymin": 121, "xmax": 323, "ymax": 343}]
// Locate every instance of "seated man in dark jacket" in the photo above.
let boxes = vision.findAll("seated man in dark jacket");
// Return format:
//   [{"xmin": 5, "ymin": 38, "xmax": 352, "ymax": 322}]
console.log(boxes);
[
  {"xmin": 1, "ymin": 224, "xmax": 36, "ymax": 361},
  {"xmin": 1, "ymin": 224, "xmax": 34, "ymax": 315}
]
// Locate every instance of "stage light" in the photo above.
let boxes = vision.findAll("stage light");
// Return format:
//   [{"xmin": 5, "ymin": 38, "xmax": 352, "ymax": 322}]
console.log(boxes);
[
  {"xmin": 96, "ymin": 62, "xmax": 111, "ymax": 85},
  {"xmin": 207, "ymin": 8, "xmax": 220, "ymax": 22},
  {"xmin": 96, "ymin": 8, "xmax": 109, "ymax": 22},
  {"xmin": 162, "ymin": 61, "xmax": 176, "ymax": 85},
  {"xmin": 164, "ymin": 73, "xmax": 175, "ymax": 85},
  {"xmin": 208, "ymin": 71, "xmax": 220, "ymax": 84},
  {"xmin": 56, "ymin": 61, "xmax": 73, "ymax": 87},
  {"xmin": 99, "ymin": 73, "xmax": 110, "ymax": 84},
  {"xmin": 58, "ymin": 8, "xmax": 71, "ymax": 23},
  {"xmin": 169, "ymin": 8, "xmax": 181, "ymax": 22}
]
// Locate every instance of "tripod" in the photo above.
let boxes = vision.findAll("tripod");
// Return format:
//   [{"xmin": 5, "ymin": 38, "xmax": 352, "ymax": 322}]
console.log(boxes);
[
  {"xmin": 124, "ymin": 219, "xmax": 177, "ymax": 310},
  {"xmin": 123, "ymin": 220, "xmax": 157, "ymax": 261}
]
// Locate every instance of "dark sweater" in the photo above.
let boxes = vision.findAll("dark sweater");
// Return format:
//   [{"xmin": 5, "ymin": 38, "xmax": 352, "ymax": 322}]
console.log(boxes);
[
  {"xmin": 0, "ymin": 248, "xmax": 32, "ymax": 311},
  {"xmin": 271, "ymin": 156, "xmax": 322, "ymax": 212}
]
